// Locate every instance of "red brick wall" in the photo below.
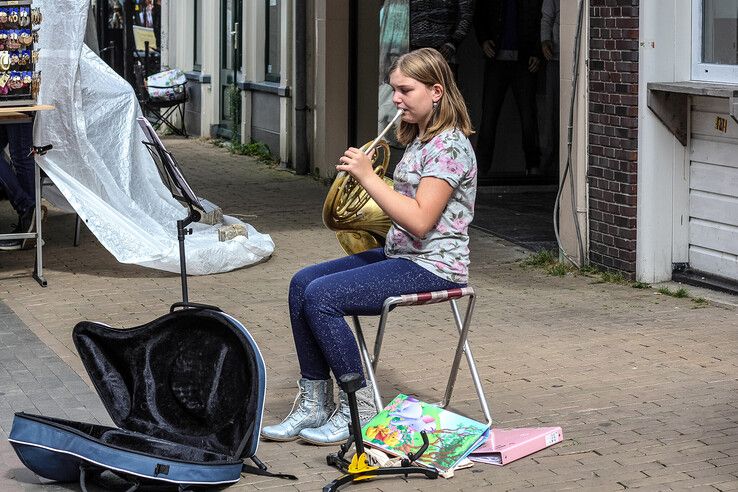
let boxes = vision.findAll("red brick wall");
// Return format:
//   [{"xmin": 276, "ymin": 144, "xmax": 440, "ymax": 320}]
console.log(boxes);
[{"xmin": 588, "ymin": 0, "xmax": 639, "ymax": 277}]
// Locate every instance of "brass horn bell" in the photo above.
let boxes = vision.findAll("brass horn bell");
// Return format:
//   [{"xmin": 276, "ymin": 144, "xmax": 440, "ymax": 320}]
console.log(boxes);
[{"xmin": 322, "ymin": 139, "xmax": 393, "ymax": 255}]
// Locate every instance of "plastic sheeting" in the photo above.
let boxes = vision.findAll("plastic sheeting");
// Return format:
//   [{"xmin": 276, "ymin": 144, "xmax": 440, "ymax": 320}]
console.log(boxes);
[{"xmin": 32, "ymin": 0, "xmax": 274, "ymax": 275}]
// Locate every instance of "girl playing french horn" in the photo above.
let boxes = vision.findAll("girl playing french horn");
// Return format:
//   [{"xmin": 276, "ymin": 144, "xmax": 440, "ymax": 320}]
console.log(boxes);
[{"xmin": 262, "ymin": 48, "xmax": 477, "ymax": 445}]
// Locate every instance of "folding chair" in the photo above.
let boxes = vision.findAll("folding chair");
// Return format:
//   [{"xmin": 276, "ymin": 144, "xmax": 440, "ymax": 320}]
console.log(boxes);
[
  {"xmin": 352, "ymin": 286, "xmax": 492, "ymax": 427},
  {"xmin": 134, "ymin": 63, "xmax": 188, "ymax": 138}
]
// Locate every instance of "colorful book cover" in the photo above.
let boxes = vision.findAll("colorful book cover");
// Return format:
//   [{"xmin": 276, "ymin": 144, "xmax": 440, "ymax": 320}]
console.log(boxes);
[{"xmin": 361, "ymin": 394, "xmax": 489, "ymax": 476}]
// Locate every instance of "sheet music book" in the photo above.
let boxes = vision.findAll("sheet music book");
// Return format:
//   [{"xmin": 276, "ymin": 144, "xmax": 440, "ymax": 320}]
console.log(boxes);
[{"xmin": 361, "ymin": 394, "xmax": 489, "ymax": 478}]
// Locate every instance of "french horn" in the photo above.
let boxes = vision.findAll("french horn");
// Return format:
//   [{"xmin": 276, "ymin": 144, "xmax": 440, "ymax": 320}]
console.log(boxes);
[{"xmin": 322, "ymin": 109, "xmax": 403, "ymax": 255}]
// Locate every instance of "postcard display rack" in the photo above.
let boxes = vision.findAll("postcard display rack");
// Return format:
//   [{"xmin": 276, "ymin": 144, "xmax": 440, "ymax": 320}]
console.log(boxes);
[{"xmin": 0, "ymin": 0, "xmax": 40, "ymax": 107}]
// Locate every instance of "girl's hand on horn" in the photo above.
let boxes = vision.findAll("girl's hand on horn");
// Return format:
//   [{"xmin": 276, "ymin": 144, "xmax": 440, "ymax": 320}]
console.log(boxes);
[{"xmin": 337, "ymin": 147, "xmax": 375, "ymax": 183}]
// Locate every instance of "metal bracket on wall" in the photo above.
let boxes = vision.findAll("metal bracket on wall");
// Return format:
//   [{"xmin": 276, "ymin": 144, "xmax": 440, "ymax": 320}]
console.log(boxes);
[
  {"xmin": 647, "ymin": 89, "xmax": 688, "ymax": 146},
  {"xmin": 647, "ymin": 81, "xmax": 738, "ymax": 146}
]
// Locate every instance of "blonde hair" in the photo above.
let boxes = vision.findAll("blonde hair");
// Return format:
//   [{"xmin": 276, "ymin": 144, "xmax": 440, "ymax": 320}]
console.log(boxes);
[{"xmin": 388, "ymin": 48, "xmax": 473, "ymax": 146}]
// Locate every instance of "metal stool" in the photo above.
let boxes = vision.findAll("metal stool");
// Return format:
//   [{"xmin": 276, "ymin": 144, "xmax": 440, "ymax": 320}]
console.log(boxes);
[{"xmin": 352, "ymin": 286, "xmax": 492, "ymax": 427}]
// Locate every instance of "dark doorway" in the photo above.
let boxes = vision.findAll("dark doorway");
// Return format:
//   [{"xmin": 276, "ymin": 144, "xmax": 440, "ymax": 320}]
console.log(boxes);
[
  {"xmin": 217, "ymin": 0, "xmax": 242, "ymax": 138},
  {"xmin": 92, "ymin": 1, "xmax": 161, "ymax": 84},
  {"xmin": 455, "ymin": 3, "xmax": 559, "ymax": 252},
  {"xmin": 372, "ymin": 0, "xmax": 559, "ymax": 252}
]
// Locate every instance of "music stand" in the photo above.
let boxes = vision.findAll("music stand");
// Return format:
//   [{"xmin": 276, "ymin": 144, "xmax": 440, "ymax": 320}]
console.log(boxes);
[{"xmin": 137, "ymin": 116, "xmax": 201, "ymax": 303}]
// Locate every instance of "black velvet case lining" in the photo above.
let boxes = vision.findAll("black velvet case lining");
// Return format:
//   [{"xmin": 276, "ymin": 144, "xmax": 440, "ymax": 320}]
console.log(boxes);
[{"xmin": 73, "ymin": 309, "xmax": 259, "ymax": 460}]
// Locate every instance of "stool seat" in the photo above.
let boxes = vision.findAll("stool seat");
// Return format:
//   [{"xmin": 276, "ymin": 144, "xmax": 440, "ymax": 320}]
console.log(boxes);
[
  {"xmin": 389, "ymin": 287, "xmax": 473, "ymax": 306},
  {"xmin": 352, "ymin": 286, "xmax": 492, "ymax": 427}
]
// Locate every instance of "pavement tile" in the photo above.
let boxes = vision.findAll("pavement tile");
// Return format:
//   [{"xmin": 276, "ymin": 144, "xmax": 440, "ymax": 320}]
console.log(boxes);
[{"xmin": 0, "ymin": 137, "xmax": 735, "ymax": 491}]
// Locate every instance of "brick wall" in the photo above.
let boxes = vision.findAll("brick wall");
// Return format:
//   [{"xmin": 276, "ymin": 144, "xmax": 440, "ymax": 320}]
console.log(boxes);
[{"xmin": 588, "ymin": 0, "xmax": 639, "ymax": 277}]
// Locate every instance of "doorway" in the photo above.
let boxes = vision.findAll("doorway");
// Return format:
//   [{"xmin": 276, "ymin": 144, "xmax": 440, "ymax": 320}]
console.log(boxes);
[
  {"xmin": 455, "ymin": 19, "xmax": 558, "ymax": 252},
  {"xmin": 218, "ymin": 0, "xmax": 242, "ymax": 137},
  {"xmin": 93, "ymin": 1, "xmax": 161, "ymax": 81},
  {"xmin": 374, "ymin": 0, "xmax": 559, "ymax": 252}
]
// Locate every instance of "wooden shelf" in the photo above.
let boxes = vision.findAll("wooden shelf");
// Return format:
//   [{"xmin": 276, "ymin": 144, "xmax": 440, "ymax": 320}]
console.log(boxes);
[
  {"xmin": 647, "ymin": 82, "xmax": 738, "ymax": 146},
  {"xmin": 0, "ymin": 104, "xmax": 54, "ymax": 114}
]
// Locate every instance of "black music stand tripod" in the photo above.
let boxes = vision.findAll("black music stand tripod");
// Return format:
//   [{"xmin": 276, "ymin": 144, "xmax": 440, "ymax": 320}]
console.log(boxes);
[
  {"xmin": 323, "ymin": 373, "xmax": 438, "ymax": 492},
  {"xmin": 138, "ymin": 117, "xmax": 204, "ymax": 304}
]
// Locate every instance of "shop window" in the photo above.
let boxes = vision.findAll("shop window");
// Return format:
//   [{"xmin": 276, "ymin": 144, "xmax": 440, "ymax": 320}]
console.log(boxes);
[
  {"xmin": 194, "ymin": 0, "xmax": 202, "ymax": 71},
  {"xmin": 265, "ymin": 0, "xmax": 281, "ymax": 82},
  {"xmin": 692, "ymin": 0, "xmax": 738, "ymax": 82}
]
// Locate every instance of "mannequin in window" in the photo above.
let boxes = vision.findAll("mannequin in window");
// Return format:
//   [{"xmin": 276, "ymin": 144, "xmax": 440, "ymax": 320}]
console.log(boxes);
[
  {"xmin": 541, "ymin": 0, "xmax": 560, "ymax": 175},
  {"xmin": 474, "ymin": 0, "xmax": 543, "ymax": 176},
  {"xmin": 409, "ymin": 0, "xmax": 473, "ymax": 75}
]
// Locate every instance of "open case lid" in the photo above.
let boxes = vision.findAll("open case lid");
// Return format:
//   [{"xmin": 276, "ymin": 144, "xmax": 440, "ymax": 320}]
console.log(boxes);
[{"xmin": 72, "ymin": 306, "xmax": 266, "ymax": 460}]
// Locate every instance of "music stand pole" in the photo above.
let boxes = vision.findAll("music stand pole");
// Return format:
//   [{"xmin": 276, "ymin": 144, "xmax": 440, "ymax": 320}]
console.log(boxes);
[
  {"xmin": 137, "ymin": 116, "xmax": 204, "ymax": 304},
  {"xmin": 176, "ymin": 210, "xmax": 199, "ymax": 304}
]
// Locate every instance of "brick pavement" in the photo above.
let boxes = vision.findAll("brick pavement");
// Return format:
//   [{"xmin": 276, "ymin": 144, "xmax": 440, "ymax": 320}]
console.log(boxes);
[{"xmin": 0, "ymin": 137, "xmax": 736, "ymax": 491}]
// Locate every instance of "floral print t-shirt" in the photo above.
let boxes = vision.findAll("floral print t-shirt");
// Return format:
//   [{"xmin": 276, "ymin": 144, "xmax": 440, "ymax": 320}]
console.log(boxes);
[{"xmin": 384, "ymin": 128, "xmax": 477, "ymax": 284}]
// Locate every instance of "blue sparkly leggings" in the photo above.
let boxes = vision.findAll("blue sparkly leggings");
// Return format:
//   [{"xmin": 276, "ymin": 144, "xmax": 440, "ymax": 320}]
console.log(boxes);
[{"xmin": 289, "ymin": 248, "xmax": 464, "ymax": 382}]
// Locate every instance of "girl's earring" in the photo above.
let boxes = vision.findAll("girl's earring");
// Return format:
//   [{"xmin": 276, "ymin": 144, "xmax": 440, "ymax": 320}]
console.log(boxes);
[{"xmin": 432, "ymin": 101, "xmax": 438, "ymax": 111}]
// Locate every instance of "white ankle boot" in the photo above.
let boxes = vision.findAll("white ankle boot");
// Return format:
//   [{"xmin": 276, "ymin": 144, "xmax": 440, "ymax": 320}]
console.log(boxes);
[
  {"xmin": 298, "ymin": 384, "xmax": 377, "ymax": 446},
  {"xmin": 261, "ymin": 378, "xmax": 335, "ymax": 441}
]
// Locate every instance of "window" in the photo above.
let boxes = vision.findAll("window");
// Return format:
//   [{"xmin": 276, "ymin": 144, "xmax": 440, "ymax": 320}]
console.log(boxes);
[
  {"xmin": 265, "ymin": 0, "xmax": 281, "ymax": 82},
  {"xmin": 194, "ymin": 0, "xmax": 202, "ymax": 71},
  {"xmin": 692, "ymin": 0, "xmax": 738, "ymax": 82}
]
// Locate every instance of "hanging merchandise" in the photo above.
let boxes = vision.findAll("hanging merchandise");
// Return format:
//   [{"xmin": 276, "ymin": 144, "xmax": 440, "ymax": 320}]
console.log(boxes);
[{"xmin": 0, "ymin": 0, "xmax": 40, "ymax": 106}]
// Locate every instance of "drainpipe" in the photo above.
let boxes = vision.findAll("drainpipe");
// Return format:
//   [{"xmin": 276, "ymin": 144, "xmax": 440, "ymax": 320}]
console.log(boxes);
[{"xmin": 293, "ymin": 0, "xmax": 309, "ymax": 175}]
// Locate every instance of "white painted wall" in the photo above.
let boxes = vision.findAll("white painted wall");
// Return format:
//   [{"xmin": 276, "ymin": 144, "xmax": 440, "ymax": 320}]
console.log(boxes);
[
  {"xmin": 636, "ymin": 0, "xmax": 691, "ymax": 283},
  {"xmin": 312, "ymin": 0, "xmax": 349, "ymax": 179},
  {"xmin": 201, "ymin": 0, "xmax": 219, "ymax": 135},
  {"xmin": 279, "ymin": 0, "xmax": 293, "ymax": 165},
  {"xmin": 558, "ymin": 0, "xmax": 589, "ymax": 267}
]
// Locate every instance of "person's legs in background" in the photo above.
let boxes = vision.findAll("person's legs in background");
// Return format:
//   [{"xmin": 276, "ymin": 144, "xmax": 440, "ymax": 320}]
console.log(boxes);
[
  {"xmin": 6, "ymin": 122, "xmax": 35, "ymax": 220},
  {"xmin": 476, "ymin": 60, "xmax": 512, "ymax": 176},
  {"xmin": 0, "ymin": 124, "xmax": 36, "ymax": 251},
  {"xmin": 511, "ymin": 60, "xmax": 541, "ymax": 175},
  {"xmin": 0, "ymin": 126, "xmax": 9, "ymax": 205},
  {"xmin": 0, "ymin": 123, "xmax": 36, "ymax": 241}
]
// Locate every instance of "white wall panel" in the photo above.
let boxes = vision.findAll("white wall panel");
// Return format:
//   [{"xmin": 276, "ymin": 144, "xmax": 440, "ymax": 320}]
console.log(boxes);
[
  {"xmin": 688, "ymin": 102, "xmax": 738, "ymax": 281},
  {"xmin": 689, "ymin": 219, "xmax": 738, "ymax": 256},
  {"xmin": 689, "ymin": 190, "xmax": 738, "ymax": 226},
  {"xmin": 689, "ymin": 246, "xmax": 738, "ymax": 280}
]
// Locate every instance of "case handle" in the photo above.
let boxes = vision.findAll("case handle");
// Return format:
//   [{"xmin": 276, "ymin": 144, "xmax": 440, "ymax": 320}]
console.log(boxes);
[{"xmin": 170, "ymin": 301, "xmax": 223, "ymax": 313}]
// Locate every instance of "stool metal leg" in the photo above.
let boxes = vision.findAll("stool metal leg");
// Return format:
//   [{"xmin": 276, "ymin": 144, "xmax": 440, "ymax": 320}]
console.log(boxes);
[
  {"xmin": 441, "ymin": 295, "xmax": 492, "ymax": 427},
  {"xmin": 352, "ymin": 315, "xmax": 384, "ymax": 411},
  {"xmin": 371, "ymin": 297, "xmax": 397, "ymax": 372}
]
